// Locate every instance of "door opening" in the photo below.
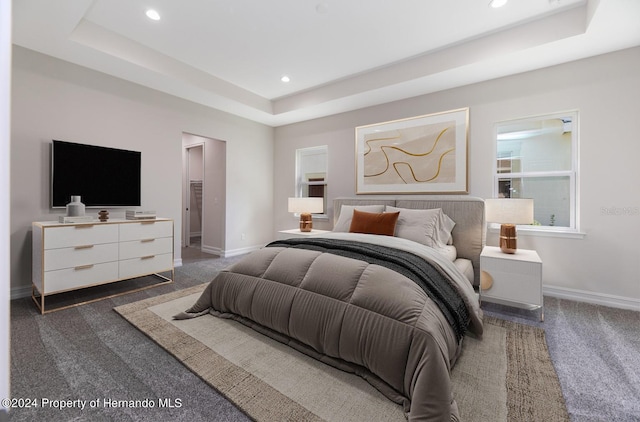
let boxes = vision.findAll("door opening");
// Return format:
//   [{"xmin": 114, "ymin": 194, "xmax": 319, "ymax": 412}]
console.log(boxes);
[{"xmin": 182, "ymin": 133, "xmax": 226, "ymax": 256}]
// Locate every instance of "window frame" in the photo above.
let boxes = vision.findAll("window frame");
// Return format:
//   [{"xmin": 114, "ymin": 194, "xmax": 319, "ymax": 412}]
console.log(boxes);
[
  {"xmin": 493, "ymin": 110, "xmax": 583, "ymax": 237},
  {"xmin": 295, "ymin": 145, "xmax": 328, "ymax": 220}
]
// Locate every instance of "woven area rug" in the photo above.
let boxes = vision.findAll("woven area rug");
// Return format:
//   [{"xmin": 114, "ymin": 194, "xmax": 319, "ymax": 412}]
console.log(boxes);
[{"xmin": 115, "ymin": 285, "xmax": 569, "ymax": 422}]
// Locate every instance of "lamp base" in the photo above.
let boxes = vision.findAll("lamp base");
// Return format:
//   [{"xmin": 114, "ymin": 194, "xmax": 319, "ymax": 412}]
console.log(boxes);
[
  {"xmin": 299, "ymin": 213, "xmax": 313, "ymax": 232},
  {"xmin": 499, "ymin": 224, "xmax": 518, "ymax": 254}
]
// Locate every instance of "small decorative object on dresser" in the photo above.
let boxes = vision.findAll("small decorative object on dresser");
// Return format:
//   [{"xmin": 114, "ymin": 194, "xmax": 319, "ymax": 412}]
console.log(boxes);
[
  {"xmin": 480, "ymin": 245, "xmax": 543, "ymax": 321},
  {"xmin": 98, "ymin": 210, "xmax": 109, "ymax": 221},
  {"xmin": 65, "ymin": 195, "xmax": 85, "ymax": 217},
  {"xmin": 125, "ymin": 210, "xmax": 157, "ymax": 220}
]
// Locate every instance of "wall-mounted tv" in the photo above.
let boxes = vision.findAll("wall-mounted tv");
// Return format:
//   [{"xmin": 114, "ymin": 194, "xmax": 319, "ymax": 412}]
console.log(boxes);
[{"xmin": 51, "ymin": 140, "xmax": 141, "ymax": 208}]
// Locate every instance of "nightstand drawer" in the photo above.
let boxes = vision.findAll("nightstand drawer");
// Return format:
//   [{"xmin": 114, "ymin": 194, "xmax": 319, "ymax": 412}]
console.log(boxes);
[
  {"xmin": 480, "ymin": 264, "xmax": 541, "ymax": 305},
  {"xmin": 480, "ymin": 246, "xmax": 543, "ymax": 310}
]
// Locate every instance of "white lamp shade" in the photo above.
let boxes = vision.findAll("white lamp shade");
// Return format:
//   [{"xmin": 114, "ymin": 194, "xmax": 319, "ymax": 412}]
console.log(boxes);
[
  {"xmin": 485, "ymin": 198, "xmax": 534, "ymax": 225},
  {"xmin": 288, "ymin": 197, "xmax": 324, "ymax": 214}
]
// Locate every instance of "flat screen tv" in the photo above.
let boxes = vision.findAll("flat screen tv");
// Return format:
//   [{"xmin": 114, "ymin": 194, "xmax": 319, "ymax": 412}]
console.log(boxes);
[{"xmin": 51, "ymin": 140, "xmax": 141, "ymax": 208}]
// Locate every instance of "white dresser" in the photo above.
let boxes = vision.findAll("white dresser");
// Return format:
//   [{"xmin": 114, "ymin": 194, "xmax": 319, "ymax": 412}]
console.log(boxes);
[{"xmin": 32, "ymin": 218, "xmax": 174, "ymax": 313}]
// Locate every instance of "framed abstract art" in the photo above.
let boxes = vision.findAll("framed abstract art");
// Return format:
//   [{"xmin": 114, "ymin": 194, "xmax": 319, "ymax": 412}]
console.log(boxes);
[{"xmin": 355, "ymin": 108, "xmax": 469, "ymax": 194}]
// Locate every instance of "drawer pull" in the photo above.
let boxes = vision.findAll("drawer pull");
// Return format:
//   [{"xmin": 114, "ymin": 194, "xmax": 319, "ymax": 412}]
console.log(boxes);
[
  {"xmin": 480, "ymin": 271, "xmax": 494, "ymax": 290},
  {"xmin": 75, "ymin": 225, "xmax": 94, "ymax": 229},
  {"xmin": 74, "ymin": 245, "xmax": 94, "ymax": 250},
  {"xmin": 75, "ymin": 264, "xmax": 94, "ymax": 270},
  {"xmin": 141, "ymin": 239, "xmax": 155, "ymax": 243},
  {"xmin": 141, "ymin": 255, "xmax": 155, "ymax": 260},
  {"xmin": 141, "ymin": 221, "xmax": 156, "ymax": 225}
]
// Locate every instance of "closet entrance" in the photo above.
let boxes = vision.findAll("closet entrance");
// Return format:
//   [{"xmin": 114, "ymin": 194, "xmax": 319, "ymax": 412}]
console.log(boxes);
[{"xmin": 182, "ymin": 133, "xmax": 226, "ymax": 255}]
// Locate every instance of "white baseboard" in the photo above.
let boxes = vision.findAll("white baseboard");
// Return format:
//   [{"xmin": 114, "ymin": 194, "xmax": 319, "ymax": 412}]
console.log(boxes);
[
  {"xmin": 200, "ymin": 244, "xmax": 260, "ymax": 258},
  {"xmin": 221, "ymin": 245, "xmax": 262, "ymax": 258},
  {"xmin": 200, "ymin": 245, "xmax": 222, "ymax": 256},
  {"xmin": 544, "ymin": 284, "xmax": 640, "ymax": 312}
]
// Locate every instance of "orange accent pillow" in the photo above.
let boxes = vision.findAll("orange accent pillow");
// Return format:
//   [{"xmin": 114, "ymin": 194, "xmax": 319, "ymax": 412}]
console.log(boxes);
[{"xmin": 349, "ymin": 210, "xmax": 400, "ymax": 236}]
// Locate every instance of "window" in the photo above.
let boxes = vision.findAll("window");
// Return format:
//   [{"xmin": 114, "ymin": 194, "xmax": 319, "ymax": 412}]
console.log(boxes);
[
  {"xmin": 495, "ymin": 111, "xmax": 579, "ymax": 231},
  {"xmin": 295, "ymin": 145, "xmax": 328, "ymax": 217}
]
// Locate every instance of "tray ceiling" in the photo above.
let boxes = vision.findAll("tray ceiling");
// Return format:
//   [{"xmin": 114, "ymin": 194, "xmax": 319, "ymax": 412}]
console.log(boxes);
[{"xmin": 12, "ymin": 0, "xmax": 640, "ymax": 126}]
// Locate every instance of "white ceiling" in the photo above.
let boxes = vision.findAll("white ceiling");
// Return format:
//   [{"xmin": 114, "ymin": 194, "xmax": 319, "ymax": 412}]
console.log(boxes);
[{"xmin": 12, "ymin": 0, "xmax": 640, "ymax": 127}]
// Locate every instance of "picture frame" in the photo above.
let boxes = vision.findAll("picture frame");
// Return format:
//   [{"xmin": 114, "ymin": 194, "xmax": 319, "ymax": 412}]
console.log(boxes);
[{"xmin": 355, "ymin": 108, "xmax": 469, "ymax": 194}]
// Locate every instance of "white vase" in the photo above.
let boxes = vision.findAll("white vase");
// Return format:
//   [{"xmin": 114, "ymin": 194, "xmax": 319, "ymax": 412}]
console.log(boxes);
[{"xmin": 66, "ymin": 195, "xmax": 85, "ymax": 217}]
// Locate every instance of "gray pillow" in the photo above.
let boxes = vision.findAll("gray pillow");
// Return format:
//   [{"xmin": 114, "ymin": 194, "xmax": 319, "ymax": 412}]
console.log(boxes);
[{"xmin": 385, "ymin": 206, "xmax": 455, "ymax": 247}]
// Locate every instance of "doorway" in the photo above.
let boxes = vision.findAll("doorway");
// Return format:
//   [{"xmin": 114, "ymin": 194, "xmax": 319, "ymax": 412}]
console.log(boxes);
[{"xmin": 182, "ymin": 133, "xmax": 226, "ymax": 256}]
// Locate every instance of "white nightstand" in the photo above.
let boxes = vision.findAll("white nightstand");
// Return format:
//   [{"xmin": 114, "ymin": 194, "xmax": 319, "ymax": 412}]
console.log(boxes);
[
  {"xmin": 480, "ymin": 246, "xmax": 544, "ymax": 321},
  {"xmin": 276, "ymin": 229, "xmax": 331, "ymax": 240}
]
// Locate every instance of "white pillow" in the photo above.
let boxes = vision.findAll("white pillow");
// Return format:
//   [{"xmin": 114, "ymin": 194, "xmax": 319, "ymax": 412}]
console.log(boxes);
[
  {"xmin": 333, "ymin": 204, "xmax": 385, "ymax": 232},
  {"xmin": 436, "ymin": 244, "xmax": 457, "ymax": 262},
  {"xmin": 439, "ymin": 212, "xmax": 456, "ymax": 245},
  {"xmin": 385, "ymin": 206, "xmax": 456, "ymax": 247}
]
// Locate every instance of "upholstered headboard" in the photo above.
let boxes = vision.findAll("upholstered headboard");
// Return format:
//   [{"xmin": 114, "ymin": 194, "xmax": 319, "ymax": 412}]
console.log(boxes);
[{"xmin": 333, "ymin": 196, "xmax": 486, "ymax": 287}]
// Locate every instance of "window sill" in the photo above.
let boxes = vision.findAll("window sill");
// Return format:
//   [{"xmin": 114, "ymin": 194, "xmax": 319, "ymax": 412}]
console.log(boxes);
[{"xmin": 488, "ymin": 224, "xmax": 586, "ymax": 239}]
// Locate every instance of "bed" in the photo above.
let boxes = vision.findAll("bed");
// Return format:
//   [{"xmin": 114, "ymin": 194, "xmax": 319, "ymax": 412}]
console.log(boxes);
[{"xmin": 176, "ymin": 196, "xmax": 485, "ymax": 421}]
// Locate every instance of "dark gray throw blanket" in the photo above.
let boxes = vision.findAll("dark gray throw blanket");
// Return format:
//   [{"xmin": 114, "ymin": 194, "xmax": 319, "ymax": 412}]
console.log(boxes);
[{"xmin": 267, "ymin": 238, "xmax": 470, "ymax": 342}]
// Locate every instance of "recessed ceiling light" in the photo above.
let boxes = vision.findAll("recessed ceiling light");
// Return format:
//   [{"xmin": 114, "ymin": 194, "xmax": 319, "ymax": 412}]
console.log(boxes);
[
  {"xmin": 146, "ymin": 9, "xmax": 161, "ymax": 21},
  {"xmin": 281, "ymin": 76, "xmax": 291, "ymax": 83},
  {"xmin": 489, "ymin": 0, "xmax": 508, "ymax": 8}
]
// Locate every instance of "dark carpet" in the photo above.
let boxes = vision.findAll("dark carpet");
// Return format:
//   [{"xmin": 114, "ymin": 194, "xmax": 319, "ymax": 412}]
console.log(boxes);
[{"xmin": 9, "ymin": 250, "xmax": 640, "ymax": 421}]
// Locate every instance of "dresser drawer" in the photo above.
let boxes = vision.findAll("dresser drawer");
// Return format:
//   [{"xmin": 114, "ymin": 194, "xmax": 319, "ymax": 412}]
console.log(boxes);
[
  {"xmin": 42, "ymin": 262, "xmax": 119, "ymax": 294},
  {"xmin": 43, "ymin": 224, "xmax": 119, "ymax": 249},
  {"xmin": 119, "ymin": 253, "xmax": 173, "ymax": 279},
  {"xmin": 119, "ymin": 237, "xmax": 173, "ymax": 260},
  {"xmin": 119, "ymin": 220, "xmax": 172, "ymax": 242},
  {"xmin": 44, "ymin": 243, "xmax": 119, "ymax": 271}
]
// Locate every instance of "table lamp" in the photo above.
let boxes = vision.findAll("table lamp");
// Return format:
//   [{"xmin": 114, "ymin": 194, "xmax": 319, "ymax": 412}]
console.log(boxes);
[
  {"xmin": 288, "ymin": 197, "xmax": 324, "ymax": 232},
  {"xmin": 485, "ymin": 198, "xmax": 534, "ymax": 254}
]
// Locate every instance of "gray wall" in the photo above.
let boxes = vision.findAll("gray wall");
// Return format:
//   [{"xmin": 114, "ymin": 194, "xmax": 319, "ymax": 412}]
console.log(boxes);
[
  {"xmin": 9, "ymin": 44, "xmax": 640, "ymax": 308},
  {"xmin": 274, "ymin": 47, "xmax": 640, "ymax": 307},
  {"xmin": 10, "ymin": 46, "xmax": 274, "ymax": 296}
]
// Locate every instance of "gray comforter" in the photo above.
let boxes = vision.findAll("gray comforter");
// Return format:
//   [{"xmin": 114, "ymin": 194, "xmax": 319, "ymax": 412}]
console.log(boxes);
[{"xmin": 176, "ymin": 232, "xmax": 483, "ymax": 421}]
